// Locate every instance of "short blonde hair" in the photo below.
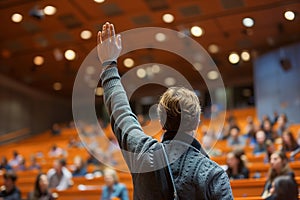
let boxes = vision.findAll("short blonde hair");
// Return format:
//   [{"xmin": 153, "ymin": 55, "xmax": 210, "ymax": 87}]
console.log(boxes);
[
  {"xmin": 157, "ymin": 87, "xmax": 201, "ymax": 132},
  {"xmin": 103, "ymin": 168, "xmax": 119, "ymax": 183}
]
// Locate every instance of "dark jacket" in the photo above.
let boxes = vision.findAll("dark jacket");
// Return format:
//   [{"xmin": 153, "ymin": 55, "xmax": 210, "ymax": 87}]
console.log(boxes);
[
  {"xmin": 0, "ymin": 186, "xmax": 21, "ymax": 200},
  {"xmin": 101, "ymin": 66, "xmax": 233, "ymax": 200}
]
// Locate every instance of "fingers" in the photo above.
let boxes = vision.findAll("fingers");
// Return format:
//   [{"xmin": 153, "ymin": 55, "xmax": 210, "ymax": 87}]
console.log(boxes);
[
  {"xmin": 97, "ymin": 31, "xmax": 102, "ymax": 44},
  {"xmin": 99, "ymin": 22, "xmax": 119, "ymax": 44},
  {"xmin": 116, "ymin": 34, "xmax": 122, "ymax": 48},
  {"xmin": 110, "ymin": 24, "xmax": 115, "ymax": 38}
]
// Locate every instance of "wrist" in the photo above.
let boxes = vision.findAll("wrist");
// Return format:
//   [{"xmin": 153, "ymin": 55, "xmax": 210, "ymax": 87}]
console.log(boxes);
[
  {"xmin": 102, "ymin": 61, "xmax": 117, "ymax": 71},
  {"xmin": 102, "ymin": 60, "xmax": 117, "ymax": 67}
]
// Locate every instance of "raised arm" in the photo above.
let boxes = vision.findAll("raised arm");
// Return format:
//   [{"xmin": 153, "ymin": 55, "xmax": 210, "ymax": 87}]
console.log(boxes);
[{"xmin": 97, "ymin": 22, "xmax": 158, "ymax": 169}]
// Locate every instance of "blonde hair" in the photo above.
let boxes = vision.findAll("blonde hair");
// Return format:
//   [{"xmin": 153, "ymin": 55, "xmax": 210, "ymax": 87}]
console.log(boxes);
[
  {"xmin": 103, "ymin": 168, "xmax": 119, "ymax": 183},
  {"xmin": 157, "ymin": 87, "xmax": 201, "ymax": 132}
]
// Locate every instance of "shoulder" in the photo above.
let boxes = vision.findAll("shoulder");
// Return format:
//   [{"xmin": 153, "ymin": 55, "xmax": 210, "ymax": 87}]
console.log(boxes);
[{"xmin": 116, "ymin": 183, "xmax": 127, "ymax": 190}]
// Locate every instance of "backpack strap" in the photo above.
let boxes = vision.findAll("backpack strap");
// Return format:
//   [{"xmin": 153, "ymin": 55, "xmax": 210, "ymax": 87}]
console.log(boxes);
[{"xmin": 161, "ymin": 143, "xmax": 179, "ymax": 200}]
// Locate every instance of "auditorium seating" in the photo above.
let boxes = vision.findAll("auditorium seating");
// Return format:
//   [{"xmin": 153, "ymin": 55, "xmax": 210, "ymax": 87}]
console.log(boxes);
[{"xmin": 1, "ymin": 107, "xmax": 300, "ymax": 199}]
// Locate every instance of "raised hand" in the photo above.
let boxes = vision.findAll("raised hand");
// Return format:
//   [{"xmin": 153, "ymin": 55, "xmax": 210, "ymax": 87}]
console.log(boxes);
[{"xmin": 97, "ymin": 22, "xmax": 122, "ymax": 65}]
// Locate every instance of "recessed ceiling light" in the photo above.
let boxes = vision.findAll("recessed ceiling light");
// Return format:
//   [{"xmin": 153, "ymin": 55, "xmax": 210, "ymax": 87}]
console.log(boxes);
[
  {"xmin": 94, "ymin": 0, "xmax": 105, "ymax": 3},
  {"xmin": 164, "ymin": 77, "xmax": 176, "ymax": 86},
  {"xmin": 80, "ymin": 30, "xmax": 92, "ymax": 40},
  {"xmin": 190, "ymin": 26, "xmax": 204, "ymax": 37},
  {"xmin": 43, "ymin": 6, "xmax": 56, "ymax": 15},
  {"xmin": 162, "ymin": 13, "xmax": 174, "ymax": 23},
  {"xmin": 284, "ymin": 11, "xmax": 296, "ymax": 21},
  {"xmin": 53, "ymin": 82, "xmax": 62, "ymax": 91},
  {"xmin": 208, "ymin": 44, "xmax": 219, "ymax": 54},
  {"xmin": 193, "ymin": 62, "xmax": 203, "ymax": 71},
  {"xmin": 11, "ymin": 13, "xmax": 23, "ymax": 23},
  {"xmin": 151, "ymin": 64, "xmax": 160, "ymax": 74},
  {"xmin": 241, "ymin": 51, "xmax": 250, "ymax": 61},
  {"xmin": 228, "ymin": 52, "xmax": 240, "ymax": 64},
  {"xmin": 123, "ymin": 58, "xmax": 134, "ymax": 68},
  {"xmin": 95, "ymin": 87, "xmax": 104, "ymax": 96},
  {"xmin": 242, "ymin": 17, "xmax": 254, "ymax": 27},
  {"xmin": 33, "ymin": 56, "xmax": 44, "ymax": 66},
  {"xmin": 207, "ymin": 70, "xmax": 219, "ymax": 80},
  {"xmin": 64, "ymin": 49, "xmax": 76, "ymax": 61},
  {"xmin": 155, "ymin": 33, "xmax": 166, "ymax": 42},
  {"xmin": 136, "ymin": 68, "xmax": 146, "ymax": 79}
]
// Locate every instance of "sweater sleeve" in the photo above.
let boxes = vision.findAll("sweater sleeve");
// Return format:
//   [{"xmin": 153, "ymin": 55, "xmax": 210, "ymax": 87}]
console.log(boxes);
[
  {"xmin": 100, "ymin": 66, "xmax": 158, "ymax": 169},
  {"xmin": 209, "ymin": 168, "xmax": 234, "ymax": 200}
]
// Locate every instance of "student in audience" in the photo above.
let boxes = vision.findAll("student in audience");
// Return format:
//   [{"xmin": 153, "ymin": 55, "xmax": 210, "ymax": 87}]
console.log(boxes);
[
  {"xmin": 253, "ymin": 130, "xmax": 267, "ymax": 155},
  {"xmin": 8, "ymin": 151, "xmax": 23, "ymax": 169},
  {"xmin": 71, "ymin": 156, "xmax": 87, "ymax": 177},
  {"xmin": 261, "ymin": 151, "xmax": 294, "ymax": 198},
  {"xmin": 262, "ymin": 120, "xmax": 277, "ymax": 141},
  {"xmin": 264, "ymin": 140, "xmax": 277, "ymax": 163},
  {"xmin": 0, "ymin": 171, "xmax": 21, "ymax": 200},
  {"xmin": 226, "ymin": 150, "xmax": 249, "ymax": 180},
  {"xmin": 48, "ymin": 144, "xmax": 64, "ymax": 158},
  {"xmin": 244, "ymin": 116, "xmax": 257, "ymax": 145},
  {"xmin": 47, "ymin": 158, "xmax": 72, "ymax": 191},
  {"xmin": 28, "ymin": 173, "xmax": 56, "ymax": 200},
  {"xmin": 227, "ymin": 126, "xmax": 246, "ymax": 148},
  {"xmin": 0, "ymin": 157, "xmax": 12, "ymax": 171},
  {"xmin": 266, "ymin": 175, "xmax": 298, "ymax": 200},
  {"xmin": 97, "ymin": 22, "xmax": 233, "ymax": 199},
  {"xmin": 221, "ymin": 115, "xmax": 239, "ymax": 140},
  {"xmin": 15, "ymin": 157, "xmax": 26, "ymax": 171},
  {"xmin": 51, "ymin": 123, "xmax": 61, "ymax": 136},
  {"xmin": 101, "ymin": 168, "xmax": 129, "ymax": 200},
  {"xmin": 275, "ymin": 114, "xmax": 288, "ymax": 137},
  {"xmin": 281, "ymin": 130, "xmax": 299, "ymax": 152},
  {"xmin": 202, "ymin": 130, "xmax": 222, "ymax": 157},
  {"xmin": 28, "ymin": 156, "xmax": 41, "ymax": 171}
]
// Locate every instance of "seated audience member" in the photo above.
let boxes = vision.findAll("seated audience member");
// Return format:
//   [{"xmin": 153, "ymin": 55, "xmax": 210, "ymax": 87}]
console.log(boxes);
[
  {"xmin": 48, "ymin": 144, "xmax": 64, "ymax": 158},
  {"xmin": 260, "ymin": 115, "xmax": 271, "ymax": 129},
  {"xmin": 202, "ymin": 131, "xmax": 222, "ymax": 157},
  {"xmin": 0, "ymin": 171, "xmax": 21, "ymax": 200},
  {"xmin": 15, "ymin": 157, "xmax": 26, "ymax": 171},
  {"xmin": 71, "ymin": 156, "xmax": 87, "ymax": 177},
  {"xmin": 262, "ymin": 120, "xmax": 277, "ymax": 141},
  {"xmin": 28, "ymin": 173, "xmax": 56, "ymax": 200},
  {"xmin": 262, "ymin": 151, "xmax": 294, "ymax": 198},
  {"xmin": 221, "ymin": 115, "xmax": 239, "ymax": 140},
  {"xmin": 67, "ymin": 137, "xmax": 82, "ymax": 148},
  {"xmin": 227, "ymin": 126, "xmax": 246, "ymax": 148},
  {"xmin": 226, "ymin": 150, "xmax": 249, "ymax": 180},
  {"xmin": 272, "ymin": 112, "xmax": 279, "ymax": 126},
  {"xmin": 275, "ymin": 114, "xmax": 288, "ymax": 137},
  {"xmin": 281, "ymin": 130, "xmax": 299, "ymax": 152},
  {"xmin": 266, "ymin": 175, "xmax": 298, "ymax": 200},
  {"xmin": 264, "ymin": 140, "xmax": 277, "ymax": 163},
  {"xmin": 8, "ymin": 151, "xmax": 23, "ymax": 169},
  {"xmin": 51, "ymin": 123, "xmax": 61, "ymax": 136},
  {"xmin": 28, "ymin": 156, "xmax": 41, "ymax": 171},
  {"xmin": 101, "ymin": 168, "xmax": 129, "ymax": 200},
  {"xmin": 244, "ymin": 116, "xmax": 257, "ymax": 144},
  {"xmin": 47, "ymin": 159, "xmax": 72, "ymax": 191},
  {"xmin": 253, "ymin": 130, "xmax": 267, "ymax": 155},
  {"xmin": 0, "ymin": 157, "xmax": 12, "ymax": 171}
]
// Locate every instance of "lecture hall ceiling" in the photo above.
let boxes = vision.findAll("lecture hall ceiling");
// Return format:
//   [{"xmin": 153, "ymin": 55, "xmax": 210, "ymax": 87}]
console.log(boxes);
[{"xmin": 0, "ymin": 0, "xmax": 299, "ymax": 98}]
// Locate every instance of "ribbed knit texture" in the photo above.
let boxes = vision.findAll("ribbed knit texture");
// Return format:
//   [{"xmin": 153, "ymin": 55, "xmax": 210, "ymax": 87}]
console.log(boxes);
[{"xmin": 101, "ymin": 66, "xmax": 233, "ymax": 200}]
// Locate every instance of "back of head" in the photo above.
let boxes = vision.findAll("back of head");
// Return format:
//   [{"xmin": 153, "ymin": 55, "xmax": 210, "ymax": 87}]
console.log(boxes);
[
  {"xmin": 274, "ymin": 175, "xmax": 298, "ymax": 200},
  {"xmin": 157, "ymin": 87, "xmax": 201, "ymax": 132},
  {"xmin": 4, "ymin": 171, "xmax": 17, "ymax": 182}
]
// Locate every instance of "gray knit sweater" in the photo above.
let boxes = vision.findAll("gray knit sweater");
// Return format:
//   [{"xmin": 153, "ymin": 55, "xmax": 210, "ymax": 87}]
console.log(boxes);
[{"xmin": 100, "ymin": 65, "xmax": 233, "ymax": 200}]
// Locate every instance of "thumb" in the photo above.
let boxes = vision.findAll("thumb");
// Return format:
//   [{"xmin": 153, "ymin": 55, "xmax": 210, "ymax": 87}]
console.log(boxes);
[{"xmin": 116, "ymin": 34, "xmax": 122, "ymax": 49}]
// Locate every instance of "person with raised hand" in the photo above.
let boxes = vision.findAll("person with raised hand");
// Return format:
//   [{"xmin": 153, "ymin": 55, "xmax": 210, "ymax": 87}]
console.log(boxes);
[{"xmin": 97, "ymin": 22, "xmax": 233, "ymax": 200}]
